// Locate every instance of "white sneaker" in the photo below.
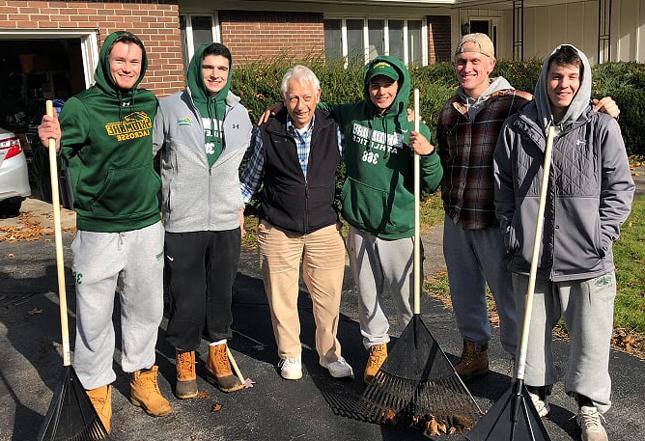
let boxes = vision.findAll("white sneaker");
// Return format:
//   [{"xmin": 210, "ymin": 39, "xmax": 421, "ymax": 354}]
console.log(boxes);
[
  {"xmin": 278, "ymin": 356, "xmax": 302, "ymax": 380},
  {"xmin": 528, "ymin": 390, "xmax": 551, "ymax": 418},
  {"xmin": 577, "ymin": 406, "xmax": 608, "ymax": 441},
  {"xmin": 320, "ymin": 357, "xmax": 354, "ymax": 379}
]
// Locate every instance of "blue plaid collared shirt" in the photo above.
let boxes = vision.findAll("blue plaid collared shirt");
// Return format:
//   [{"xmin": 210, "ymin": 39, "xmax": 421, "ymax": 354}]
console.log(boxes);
[{"xmin": 240, "ymin": 115, "xmax": 344, "ymax": 203}]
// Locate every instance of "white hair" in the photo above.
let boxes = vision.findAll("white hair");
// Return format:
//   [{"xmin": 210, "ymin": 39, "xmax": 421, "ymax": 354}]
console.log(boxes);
[{"xmin": 280, "ymin": 65, "xmax": 320, "ymax": 99}]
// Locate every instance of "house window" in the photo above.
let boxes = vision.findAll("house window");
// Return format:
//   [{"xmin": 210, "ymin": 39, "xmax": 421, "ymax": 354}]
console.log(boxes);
[
  {"xmin": 324, "ymin": 18, "xmax": 428, "ymax": 66},
  {"xmin": 324, "ymin": 19, "xmax": 342, "ymax": 59},
  {"xmin": 346, "ymin": 19, "xmax": 365, "ymax": 61},
  {"xmin": 179, "ymin": 13, "xmax": 221, "ymax": 69}
]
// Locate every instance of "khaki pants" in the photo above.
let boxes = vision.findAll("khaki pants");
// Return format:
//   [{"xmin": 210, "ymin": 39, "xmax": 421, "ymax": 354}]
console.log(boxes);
[{"xmin": 258, "ymin": 220, "xmax": 346, "ymax": 364}]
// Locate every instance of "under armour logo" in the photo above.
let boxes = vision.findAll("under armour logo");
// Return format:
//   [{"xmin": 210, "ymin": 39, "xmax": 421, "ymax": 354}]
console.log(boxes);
[
  {"xmin": 121, "ymin": 101, "xmax": 131, "ymax": 107},
  {"xmin": 232, "ymin": 124, "xmax": 240, "ymax": 129},
  {"xmin": 575, "ymin": 140, "xmax": 586, "ymax": 146}
]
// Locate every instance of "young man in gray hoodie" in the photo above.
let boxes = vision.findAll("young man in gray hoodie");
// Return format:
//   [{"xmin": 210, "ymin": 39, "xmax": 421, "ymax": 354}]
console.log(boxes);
[
  {"xmin": 494, "ymin": 44, "xmax": 634, "ymax": 441},
  {"xmin": 153, "ymin": 43, "xmax": 253, "ymax": 397}
]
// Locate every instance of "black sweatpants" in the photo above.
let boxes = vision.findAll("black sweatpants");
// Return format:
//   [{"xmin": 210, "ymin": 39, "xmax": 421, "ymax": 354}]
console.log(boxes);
[{"xmin": 165, "ymin": 229, "xmax": 241, "ymax": 350}]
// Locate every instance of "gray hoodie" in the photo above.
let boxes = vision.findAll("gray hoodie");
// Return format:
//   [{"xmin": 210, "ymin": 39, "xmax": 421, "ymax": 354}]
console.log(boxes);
[
  {"xmin": 457, "ymin": 76, "xmax": 514, "ymax": 120},
  {"xmin": 534, "ymin": 44, "xmax": 592, "ymax": 135},
  {"xmin": 493, "ymin": 45, "xmax": 634, "ymax": 281}
]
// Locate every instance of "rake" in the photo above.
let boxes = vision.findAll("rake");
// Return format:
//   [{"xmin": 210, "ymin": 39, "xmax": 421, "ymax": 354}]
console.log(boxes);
[
  {"xmin": 356, "ymin": 89, "xmax": 482, "ymax": 435},
  {"xmin": 465, "ymin": 126, "xmax": 556, "ymax": 441},
  {"xmin": 37, "ymin": 100, "xmax": 111, "ymax": 441}
]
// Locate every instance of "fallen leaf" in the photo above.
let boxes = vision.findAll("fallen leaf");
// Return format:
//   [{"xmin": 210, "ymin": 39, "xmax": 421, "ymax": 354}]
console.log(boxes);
[
  {"xmin": 211, "ymin": 402, "xmax": 222, "ymax": 412},
  {"xmin": 196, "ymin": 390, "xmax": 209, "ymax": 399},
  {"xmin": 28, "ymin": 307, "xmax": 43, "ymax": 315}
]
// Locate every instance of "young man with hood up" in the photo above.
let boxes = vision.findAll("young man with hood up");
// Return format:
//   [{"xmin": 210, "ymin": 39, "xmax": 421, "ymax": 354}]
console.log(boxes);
[
  {"xmin": 153, "ymin": 43, "xmax": 253, "ymax": 397},
  {"xmin": 37, "ymin": 31, "xmax": 172, "ymax": 433},
  {"xmin": 322, "ymin": 56, "xmax": 443, "ymax": 383},
  {"xmin": 436, "ymin": 33, "xmax": 619, "ymax": 382},
  {"xmin": 494, "ymin": 44, "xmax": 634, "ymax": 441}
]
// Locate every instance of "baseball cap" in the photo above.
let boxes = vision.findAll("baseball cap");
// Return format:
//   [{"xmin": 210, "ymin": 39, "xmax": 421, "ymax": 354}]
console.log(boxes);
[
  {"xmin": 455, "ymin": 33, "xmax": 495, "ymax": 58},
  {"xmin": 366, "ymin": 61, "xmax": 399, "ymax": 83}
]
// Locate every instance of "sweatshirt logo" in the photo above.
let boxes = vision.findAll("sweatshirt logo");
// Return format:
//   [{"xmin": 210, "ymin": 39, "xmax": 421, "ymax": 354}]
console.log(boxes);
[
  {"xmin": 352, "ymin": 123, "xmax": 404, "ymax": 155},
  {"xmin": 177, "ymin": 116, "xmax": 192, "ymax": 126},
  {"xmin": 105, "ymin": 111, "xmax": 152, "ymax": 142}
]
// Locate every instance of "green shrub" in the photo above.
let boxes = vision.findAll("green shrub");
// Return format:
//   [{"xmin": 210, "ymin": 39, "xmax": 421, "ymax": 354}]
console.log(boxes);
[{"xmin": 233, "ymin": 59, "xmax": 645, "ymax": 154}]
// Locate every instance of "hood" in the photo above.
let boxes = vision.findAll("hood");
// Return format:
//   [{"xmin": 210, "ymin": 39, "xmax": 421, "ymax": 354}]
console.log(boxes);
[
  {"xmin": 457, "ymin": 76, "xmax": 513, "ymax": 120},
  {"xmin": 187, "ymin": 43, "xmax": 232, "ymax": 108},
  {"xmin": 534, "ymin": 44, "xmax": 592, "ymax": 134},
  {"xmin": 94, "ymin": 31, "xmax": 148, "ymax": 97},
  {"xmin": 456, "ymin": 76, "xmax": 513, "ymax": 105},
  {"xmin": 363, "ymin": 56, "xmax": 410, "ymax": 122}
]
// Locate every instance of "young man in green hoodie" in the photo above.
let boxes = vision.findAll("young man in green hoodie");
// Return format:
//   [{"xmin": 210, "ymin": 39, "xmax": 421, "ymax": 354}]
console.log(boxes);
[
  {"xmin": 324, "ymin": 56, "xmax": 443, "ymax": 383},
  {"xmin": 153, "ymin": 43, "xmax": 253, "ymax": 397},
  {"xmin": 38, "ymin": 31, "xmax": 172, "ymax": 433}
]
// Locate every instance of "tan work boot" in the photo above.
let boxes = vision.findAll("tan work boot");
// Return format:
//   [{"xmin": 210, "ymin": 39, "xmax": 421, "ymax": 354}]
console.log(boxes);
[
  {"xmin": 130, "ymin": 366, "xmax": 173, "ymax": 417},
  {"xmin": 206, "ymin": 343, "xmax": 244, "ymax": 393},
  {"xmin": 86, "ymin": 384, "xmax": 112, "ymax": 434},
  {"xmin": 364, "ymin": 343, "xmax": 388, "ymax": 384},
  {"xmin": 455, "ymin": 340, "xmax": 489, "ymax": 380},
  {"xmin": 175, "ymin": 350, "xmax": 198, "ymax": 399}
]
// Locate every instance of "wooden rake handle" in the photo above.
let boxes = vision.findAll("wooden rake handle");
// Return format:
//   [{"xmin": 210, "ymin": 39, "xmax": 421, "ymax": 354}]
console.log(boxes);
[
  {"xmin": 515, "ymin": 125, "xmax": 556, "ymax": 381},
  {"xmin": 226, "ymin": 346, "xmax": 246, "ymax": 385},
  {"xmin": 46, "ymin": 100, "xmax": 71, "ymax": 367},
  {"xmin": 413, "ymin": 89, "xmax": 421, "ymax": 315}
]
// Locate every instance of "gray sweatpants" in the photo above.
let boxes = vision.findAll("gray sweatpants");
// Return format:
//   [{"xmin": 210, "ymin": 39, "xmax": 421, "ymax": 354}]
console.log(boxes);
[
  {"xmin": 443, "ymin": 215, "xmax": 517, "ymax": 355},
  {"xmin": 513, "ymin": 272, "xmax": 616, "ymax": 413},
  {"xmin": 347, "ymin": 226, "xmax": 414, "ymax": 349},
  {"xmin": 70, "ymin": 221, "xmax": 164, "ymax": 390}
]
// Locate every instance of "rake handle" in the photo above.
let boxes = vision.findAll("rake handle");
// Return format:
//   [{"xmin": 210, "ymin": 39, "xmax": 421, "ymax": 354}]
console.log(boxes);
[
  {"xmin": 515, "ymin": 126, "xmax": 556, "ymax": 381},
  {"xmin": 226, "ymin": 346, "xmax": 246, "ymax": 384},
  {"xmin": 46, "ymin": 100, "xmax": 71, "ymax": 367},
  {"xmin": 413, "ymin": 89, "xmax": 421, "ymax": 315}
]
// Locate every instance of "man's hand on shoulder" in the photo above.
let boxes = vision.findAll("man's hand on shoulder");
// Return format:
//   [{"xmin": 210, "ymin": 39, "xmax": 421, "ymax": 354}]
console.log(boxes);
[
  {"xmin": 593, "ymin": 97, "xmax": 620, "ymax": 119},
  {"xmin": 257, "ymin": 102, "xmax": 283, "ymax": 125}
]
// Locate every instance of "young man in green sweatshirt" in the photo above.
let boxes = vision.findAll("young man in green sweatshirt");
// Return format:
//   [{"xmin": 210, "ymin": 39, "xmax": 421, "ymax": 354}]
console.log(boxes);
[
  {"xmin": 324, "ymin": 56, "xmax": 443, "ymax": 383},
  {"xmin": 38, "ymin": 31, "xmax": 171, "ymax": 434},
  {"xmin": 153, "ymin": 43, "xmax": 253, "ymax": 397}
]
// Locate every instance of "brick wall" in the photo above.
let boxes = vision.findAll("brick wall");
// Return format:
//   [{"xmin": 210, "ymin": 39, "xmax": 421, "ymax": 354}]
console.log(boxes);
[
  {"xmin": 219, "ymin": 10, "xmax": 324, "ymax": 64},
  {"xmin": 0, "ymin": 1, "xmax": 184, "ymax": 96},
  {"xmin": 427, "ymin": 16, "xmax": 452, "ymax": 64}
]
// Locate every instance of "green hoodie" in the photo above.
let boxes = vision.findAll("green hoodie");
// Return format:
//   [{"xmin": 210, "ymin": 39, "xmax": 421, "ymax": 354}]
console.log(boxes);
[
  {"xmin": 325, "ymin": 56, "xmax": 443, "ymax": 239},
  {"xmin": 186, "ymin": 43, "xmax": 232, "ymax": 167},
  {"xmin": 59, "ymin": 31, "xmax": 160, "ymax": 232}
]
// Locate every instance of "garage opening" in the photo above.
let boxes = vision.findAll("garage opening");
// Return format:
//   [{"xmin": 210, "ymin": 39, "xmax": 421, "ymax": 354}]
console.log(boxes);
[{"xmin": 0, "ymin": 32, "xmax": 97, "ymax": 206}]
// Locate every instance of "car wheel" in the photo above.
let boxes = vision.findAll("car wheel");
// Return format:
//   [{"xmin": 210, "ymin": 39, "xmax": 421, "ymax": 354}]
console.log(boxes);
[{"xmin": 0, "ymin": 197, "xmax": 23, "ymax": 217}]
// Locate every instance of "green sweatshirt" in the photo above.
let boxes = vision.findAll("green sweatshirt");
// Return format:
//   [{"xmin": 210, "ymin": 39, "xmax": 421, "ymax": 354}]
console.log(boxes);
[
  {"xmin": 59, "ymin": 31, "xmax": 160, "ymax": 232},
  {"xmin": 186, "ymin": 43, "xmax": 231, "ymax": 167},
  {"xmin": 325, "ymin": 56, "xmax": 443, "ymax": 239}
]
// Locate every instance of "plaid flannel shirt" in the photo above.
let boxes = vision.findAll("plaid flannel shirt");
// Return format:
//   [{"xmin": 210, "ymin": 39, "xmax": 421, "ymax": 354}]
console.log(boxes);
[
  {"xmin": 240, "ymin": 115, "xmax": 344, "ymax": 203},
  {"xmin": 437, "ymin": 89, "xmax": 531, "ymax": 229}
]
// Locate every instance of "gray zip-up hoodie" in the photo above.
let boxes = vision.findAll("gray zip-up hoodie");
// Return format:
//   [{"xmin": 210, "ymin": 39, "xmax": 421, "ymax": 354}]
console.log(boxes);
[
  {"xmin": 153, "ymin": 89, "xmax": 253, "ymax": 232},
  {"xmin": 493, "ymin": 45, "xmax": 634, "ymax": 281}
]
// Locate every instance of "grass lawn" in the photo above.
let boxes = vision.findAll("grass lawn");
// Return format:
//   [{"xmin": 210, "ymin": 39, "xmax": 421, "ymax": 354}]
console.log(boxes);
[{"xmin": 613, "ymin": 194, "xmax": 645, "ymax": 333}]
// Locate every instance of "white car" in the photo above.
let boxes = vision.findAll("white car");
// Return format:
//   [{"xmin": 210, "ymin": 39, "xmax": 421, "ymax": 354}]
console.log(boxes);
[{"xmin": 0, "ymin": 127, "xmax": 31, "ymax": 215}]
